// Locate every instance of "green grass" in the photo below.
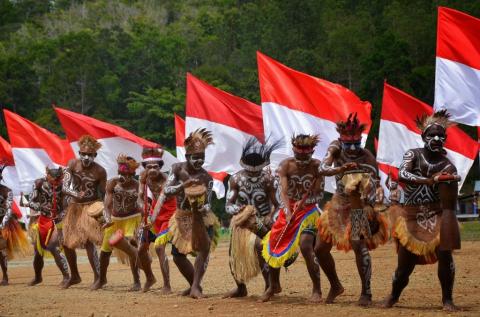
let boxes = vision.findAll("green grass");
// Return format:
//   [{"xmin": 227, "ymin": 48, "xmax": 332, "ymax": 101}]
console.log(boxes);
[{"xmin": 460, "ymin": 220, "xmax": 480, "ymax": 241}]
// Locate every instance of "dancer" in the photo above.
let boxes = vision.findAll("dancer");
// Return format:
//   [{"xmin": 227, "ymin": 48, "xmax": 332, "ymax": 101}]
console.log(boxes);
[
  {"xmin": 261, "ymin": 134, "xmax": 324, "ymax": 302},
  {"xmin": 224, "ymin": 137, "xmax": 280, "ymax": 298},
  {"xmin": 62, "ymin": 135, "xmax": 106, "ymax": 289},
  {"xmin": 383, "ymin": 110, "xmax": 460, "ymax": 311},
  {"xmin": 25, "ymin": 166, "xmax": 69, "ymax": 286},
  {"xmin": 316, "ymin": 113, "xmax": 389, "ymax": 306},
  {"xmin": 151, "ymin": 128, "xmax": 219, "ymax": 299},
  {"xmin": 137, "ymin": 147, "xmax": 175, "ymax": 293},
  {"xmin": 92, "ymin": 155, "xmax": 144, "ymax": 291},
  {"xmin": 0, "ymin": 163, "xmax": 29, "ymax": 286}
]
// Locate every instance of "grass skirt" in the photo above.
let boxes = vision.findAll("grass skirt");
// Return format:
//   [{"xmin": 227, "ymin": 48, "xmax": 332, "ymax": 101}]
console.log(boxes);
[
  {"xmin": 63, "ymin": 201, "xmax": 103, "ymax": 248},
  {"xmin": 1, "ymin": 219, "xmax": 29, "ymax": 259},
  {"xmin": 317, "ymin": 194, "xmax": 389, "ymax": 252}
]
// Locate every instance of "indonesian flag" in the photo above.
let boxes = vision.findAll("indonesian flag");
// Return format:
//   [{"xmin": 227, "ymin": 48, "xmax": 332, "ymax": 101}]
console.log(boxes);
[
  {"xmin": 0, "ymin": 136, "xmax": 28, "ymax": 222},
  {"xmin": 186, "ymin": 73, "xmax": 264, "ymax": 174},
  {"xmin": 257, "ymin": 51, "xmax": 372, "ymax": 192},
  {"xmin": 54, "ymin": 106, "xmax": 178, "ymax": 179},
  {"xmin": 4, "ymin": 110, "xmax": 75, "ymax": 186},
  {"xmin": 175, "ymin": 113, "xmax": 227, "ymax": 199},
  {"xmin": 377, "ymin": 83, "xmax": 479, "ymax": 190},
  {"xmin": 374, "ymin": 137, "xmax": 400, "ymax": 202},
  {"xmin": 434, "ymin": 7, "xmax": 480, "ymax": 126}
]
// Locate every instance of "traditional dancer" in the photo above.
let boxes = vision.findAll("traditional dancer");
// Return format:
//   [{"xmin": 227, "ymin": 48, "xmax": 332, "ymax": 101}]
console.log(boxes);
[
  {"xmin": 383, "ymin": 110, "xmax": 460, "ymax": 311},
  {"xmin": 25, "ymin": 166, "xmax": 69, "ymax": 287},
  {"xmin": 151, "ymin": 128, "xmax": 219, "ymax": 299},
  {"xmin": 223, "ymin": 138, "xmax": 280, "ymax": 298},
  {"xmin": 92, "ymin": 155, "xmax": 144, "ymax": 291},
  {"xmin": 261, "ymin": 134, "xmax": 324, "ymax": 302},
  {"xmin": 62, "ymin": 135, "xmax": 106, "ymax": 289},
  {"xmin": 137, "ymin": 147, "xmax": 175, "ymax": 293},
  {"xmin": 316, "ymin": 113, "xmax": 389, "ymax": 306},
  {"xmin": 0, "ymin": 163, "xmax": 29, "ymax": 286}
]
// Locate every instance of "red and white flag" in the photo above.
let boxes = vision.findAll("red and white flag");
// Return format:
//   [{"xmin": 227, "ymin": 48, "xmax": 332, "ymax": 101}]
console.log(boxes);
[
  {"xmin": 4, "ymin": 110, "xmax": 75, "ymax": 186},
  {"xmin": 54, "ymin": 107, "xmax": 178, "ymax": 179},
  {"xmin": 378, "ymin": 83, "xmax": 479, "ymax": 190},
  {"xmin": 434, "ymin": 7, "xmax": 480, "ymax": 126},
  {"xmin": 257, "ymin": 51, "xmax": 372, "ymax": 192},
  {"xmin": 186, "ymin": 73, "xmax": 264, "ymax": 175},
  {"xmin": 374, "ymin": 137, "xmax": 400, "ymax": 202},
  {"xmin": 175, "ymin": 113, "xmax": 227, "ymax": 198},
  {"xmin": 0, "ymin": 136, "xmax": 28, "ymax": 222}
]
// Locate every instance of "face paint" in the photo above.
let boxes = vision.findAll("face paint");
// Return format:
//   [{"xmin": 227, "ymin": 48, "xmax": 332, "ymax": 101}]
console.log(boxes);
[
  {"xmin": 143, "ymin": 161, "xmax": 163, "ymax": 178},
  {"xmin": 294, "ymin": 152, "xmax": 313, "ymax": 166},
  {"xmin": 79, "ymin": 152, "xmax": 95, "ymax": 167},
  {"xmin": 423, "ymin": 125, "xmax": 446, "ymax": 152},
  {"xmin": 341, "ymin": 141, "xmax": 362, "ymax": 156},
  {"xmin": 187, "ymin": 153, "xmax": 205, "ymax": 170}
]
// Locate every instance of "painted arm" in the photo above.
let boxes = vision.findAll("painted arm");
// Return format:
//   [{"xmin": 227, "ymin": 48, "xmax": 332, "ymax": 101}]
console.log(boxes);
[
  {"xmin": 319, "ymin": 142, "xmax": 356, "ymax": 176},
  {"xmin": 277, "ymin": 163, "xmax": 292, "ymax": 221},
  {"xmin": 225, "ymin": 177, "xmax": 241, "ymax": 215},
  {"xmin": 398, "ymin": 150, "xmax": 432, "ymax": 185},
  {"xmin": 150, "ymin": 169, "xmax": 178, "ymax": 222},
  {"xmin": 62, "ymin": 163, "xmax": 82, "ymax": 198},
  {"xmin": 1, "ymin": 190, "xmax": 14, "ymax": 228},
  {"xmin": 103, "ymin": 180, "xmax": 114, "ymax": 224}
]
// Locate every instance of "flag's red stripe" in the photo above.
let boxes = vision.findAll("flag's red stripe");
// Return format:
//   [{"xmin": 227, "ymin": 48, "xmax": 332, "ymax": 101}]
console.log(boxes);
[
  {"xmin": 257, "ymin": 51, "xmax": 372, "ymax": 130},
  {"xmin": 54, "ymin": 107, "xmax": 157, "ymax": 147},
  {"xmin": 186, "ymin": 73, "xmax": 264, "ymax": 142},
  {"xmin": 0, "ymin": 137, "xmax": 14, "ymax": 166},
  {"xmin": 437, "ymin": 7, "xmax": 480, "ymax": 70},
  {"xmin": 174, "ymin": 114, "xmax": 185, "ymax": 147},
  {"xmin": 4, "ymin": 110, "xmax": 74, "ymax": 166}
]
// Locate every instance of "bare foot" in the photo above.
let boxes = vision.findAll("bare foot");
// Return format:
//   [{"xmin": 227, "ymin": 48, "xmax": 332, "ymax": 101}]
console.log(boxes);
[
  {"xmin": 190, "ymin": 286, "xmax": 206, "ymax": 299},
  {"xmin": 0, "ymin": 279, "xmax": 8, "ymax": 286},
  {"xmin": 357, "ymin": 294, "xmax": 372, "ymax": 307},
  {"xmin": 181, "ymin": 287, "xmax": 191, "ymax": 296},
  {"xmin": 58, "ymin": 276, "xmax": 70, "ymax": 288},
  {"xmin": 274, "ymin": 284, "xmax": 282, "ymax": 294},
  {"xmin": 259, "ymin": 287, "xmax": 275, "ymax": 302},
  {"xmin": 28, "ymin": 277, "xmax": 43, "ymax": 286},
  {"xmin": 443, "ymin": 301, "xmax": 460, "ymax": 312},
  {"xmin": 142, "ymin": 277, "xmax": 157, "ymax": 292},
  {"xmin": 159, "ymin": 286, "xmax": 172, "ymax": 295},
  {"xmin": 223, "ymin": 287, "xmax": 248, "ymax": 298},
  {"xmin": 381, "ymin": 295, "xmax": 397, "ymax": 308},
  {"xmin": 61, "ymin": 276, "xmax": 81, "ymax": 289},
  {"xmin": 129, "ymin": 282, "xmax": 141, "ymax": 292},
  {"xmin": 325, "ymin": 285, "xmax": 345, "ymax": 304},
  {"xmin": 309, "ymin": 290, "xmax": 322, "ymax": 303},
  {"xmin": 90, "ymin": 278, "xmax": 107, "ymax": 290}
]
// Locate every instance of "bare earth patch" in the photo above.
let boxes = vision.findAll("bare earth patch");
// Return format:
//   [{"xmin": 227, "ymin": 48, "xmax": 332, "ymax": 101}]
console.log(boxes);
[{"xmin": 1, "ymin": 241, "xmax": 479, "ymax": 316}]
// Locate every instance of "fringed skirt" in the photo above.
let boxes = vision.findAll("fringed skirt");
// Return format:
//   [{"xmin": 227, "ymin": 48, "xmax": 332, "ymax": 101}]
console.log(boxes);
[
  {"xmin": 168, "ymin": 208, "xmax": 220, "ymax": 255},
  {"xmin": 63, "ymin": 201, "xmax": 104, "ymax": 248},
  {"xmin": 317, "ymin": 194, "xmax": 389, "ymax": 252},
  {"xmin": 1, "ymin": 219, "xmax": 29, "ymax": 259},
  {"xmin": 390, "ymin": 203, "xmax": 458, "ymax": 264}
]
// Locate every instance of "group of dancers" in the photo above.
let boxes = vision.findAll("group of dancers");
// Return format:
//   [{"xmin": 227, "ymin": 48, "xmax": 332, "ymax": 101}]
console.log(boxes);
[{"xmin": 0, "ymin": 110, "xmax": 461, "ymax": 311}]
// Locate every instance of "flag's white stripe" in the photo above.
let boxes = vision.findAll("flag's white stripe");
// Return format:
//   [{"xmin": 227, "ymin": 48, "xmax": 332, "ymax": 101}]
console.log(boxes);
[
  {"xmin": 70, "ymin": 137, "xmax": 178, "ymax": 179},
  {"xmin": 186, "ymin": 117, "xmax": 256, "ymax": 175},
  {"xmin": 262, "ymin": 102, "xmax": 368, "ymax": 193},
  {"xmin": 377, "ymin": 119, "xmax": 474, "ymax": 189},
  {"xmin": 1, "ymin": 165, "xmax": 30, "ymax": 195},
  {"xmin": 176, "ymin": 144, "xmax": 225, "ymax": 199},
  {"xmin": 12, "ymin": 148, "xmax": 60, "ymax": 188},
  {"xmin": 434, "ymin": 57, "xmax": 480, "ymax": 126}
]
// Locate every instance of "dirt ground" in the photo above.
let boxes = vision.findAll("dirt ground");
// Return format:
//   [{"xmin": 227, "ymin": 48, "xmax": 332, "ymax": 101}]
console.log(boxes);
[{"xmin": 1, "ymin": 241, "xmax": 479, "ymax": 317}]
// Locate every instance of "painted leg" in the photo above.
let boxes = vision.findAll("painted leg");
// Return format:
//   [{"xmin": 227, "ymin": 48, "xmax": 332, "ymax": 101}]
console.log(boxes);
[
  {"xmin": 300, "ymin": 233, "xmax": 322, "ymax": 302},
  {"xmin": 155, "ymin": 245, "xmax": 172, "ymax": 294},
  {"xmin": 0, "ymin": 251, "xmax": 7, "ymax": 286},
  {"xmin": 314, "ymin": 238, "xmax": 344, "ymax": 303},
  {"xmin": 50, "ymin": 247, "xmax": 70, "ymax": 287},
  {"xmin": 352, "ymin": 240, "xmax": 372, "ymax": 306},
  {"xmin": 438, "ymin": 250, "xmax": 458, "ymax": 311},
  {"xmin": 62, "ymin": 247, "xmax": 81, "ymax": 289},
  {"xmin": 28, "ymin": 251, "xmax": 44, "ymax": 286},
  {"xmin": 91, "ymin": 251, "xmax": 110, "ymax": 290},
  {"xmin": 85, "ymin": 241, "xmax": 100, "ymax": 287},
  {"xmin": 382, "ymin": 245, "xmax": 417, "ymax": 308}
]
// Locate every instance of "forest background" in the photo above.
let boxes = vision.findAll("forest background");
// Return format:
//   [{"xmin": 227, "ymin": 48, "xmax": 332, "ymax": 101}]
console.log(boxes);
[{"xmin": 0, "ymin": 0, "xmax": 479, "ymax": 202}]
